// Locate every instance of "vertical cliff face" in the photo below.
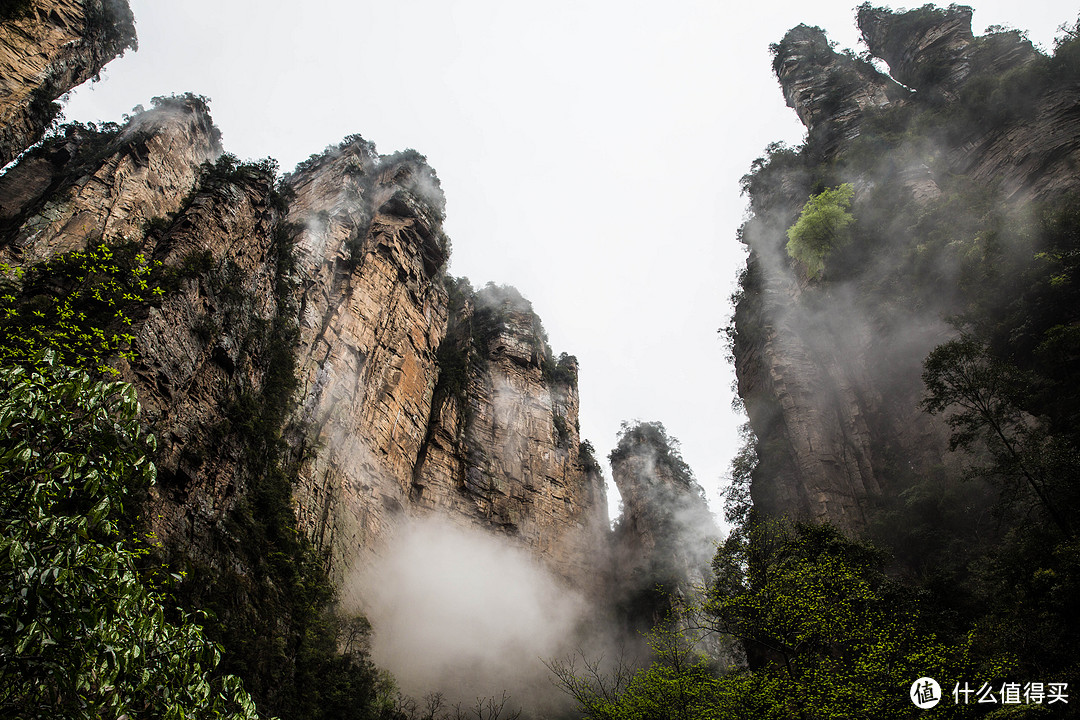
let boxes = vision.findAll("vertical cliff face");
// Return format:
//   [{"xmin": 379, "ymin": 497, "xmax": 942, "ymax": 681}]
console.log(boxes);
[
  {"xmin": 608, "ymin": 421, "xmax": 733, "ymax": 663},
  {"xmin": 0, "ymin": 91, "xmax": 611, "ymax": 601},
  {"xmin": 734, "ymin": 5, "xmax": 1080, "ymax": 529},
  {"xmin": 283, "ymin": 139, "xmax": 451, "ymax": 576},
  {"xmin": 0, "ymin": 97, "xmax": 291, "ymax": 568},
  {"xmin": 129, "ymin": 163, "xmax": 285, "ymax": 565},
  {"xmin": 0, "ymin": 0, "xmax": 136, "ymax": 167},
  {"xmin": 411, "ymin": 283, "xmax": 609, "ymax": 590}
]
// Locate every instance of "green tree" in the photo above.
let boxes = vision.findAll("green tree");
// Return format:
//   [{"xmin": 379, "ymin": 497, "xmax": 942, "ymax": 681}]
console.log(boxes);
[
  {"xmin": 0, "ymin": 356, "xmax": 263, "ymax": 719},
  {"xmin": 785, "ymin": 183, "xmax": 855, "ymax": 278},
  {"xmin": 548, "ymin": 626, "xmax": 782, "ymax": 720},
  {"xmin": 708, "ymin": 520, "xmax": 987, "ymax": 719},
  {"xmin": 921, "ymin": 335, "xmax": 1077, "ymax": 538}
]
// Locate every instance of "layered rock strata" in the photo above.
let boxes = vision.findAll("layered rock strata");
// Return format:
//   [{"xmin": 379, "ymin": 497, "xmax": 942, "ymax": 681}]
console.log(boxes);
[
  {"xmin": 411, "ymin": 284, "xmax": 609, "ymax": 591},
  {"xmin": 773, "ymin": 24, "xmax": 907, "ymax": 155},
  {"xmin": 284, "ymin": 140, "xmax": 453, "ymax": 577},
  {"xmin": 0, "ymin": 95, "xmax": 221, "ymax": 265},
  {"xmin": 0, "ymin": 0, "xmax": 135, "ymax": 167}
]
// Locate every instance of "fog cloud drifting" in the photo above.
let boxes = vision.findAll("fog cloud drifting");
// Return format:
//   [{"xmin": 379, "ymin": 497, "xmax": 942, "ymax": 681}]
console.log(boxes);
[{"xmin": 351, "ymin": 515, "xmax": 590, "ymax": 711}]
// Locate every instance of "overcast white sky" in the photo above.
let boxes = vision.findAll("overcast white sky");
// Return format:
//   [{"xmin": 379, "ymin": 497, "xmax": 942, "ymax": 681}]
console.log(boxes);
[{"xmin": 62, "ymin": 1, "xmax": 1073, "ymax": 523}]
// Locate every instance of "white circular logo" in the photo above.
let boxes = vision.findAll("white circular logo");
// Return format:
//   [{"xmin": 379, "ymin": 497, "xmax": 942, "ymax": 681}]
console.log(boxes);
[{"xmin": 910, "ymin": 677, "xmax": 941, "ymax": 709}]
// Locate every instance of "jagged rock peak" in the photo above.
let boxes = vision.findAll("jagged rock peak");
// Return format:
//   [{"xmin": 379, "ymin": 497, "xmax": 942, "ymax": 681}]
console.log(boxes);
[
  {"xmin": 609, "ymin": 421, "xmax": 704, "ymax": 496},
  {"xmin": 473, "ymin": 283, "xmax": 559, "ymax": 372},
  {"xmin": 771, "ymin": 24, "xmax": 906, "ymax": 152},
  {"xmin": 288, "ymin": 137, "xmax": 447, "ymax": 222},
  {"xmin": 285, "ymin": 137, "xmax": 449, "ymax": 278},
  {"xmin": 608, "ymin": 421, "xmax": 727, "ymax": 659},
  {"xmin": 857, "ymin": 3, "xmax": 1039, "ymax": 98}
]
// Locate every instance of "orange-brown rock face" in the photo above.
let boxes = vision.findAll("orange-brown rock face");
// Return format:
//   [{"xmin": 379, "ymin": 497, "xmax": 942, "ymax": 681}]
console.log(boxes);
[
  {"xmin": 0, "ymin": 0, "xmax": 136, "ymax": 167},
  {"xmin": 411, "ymin": 285, "xmax": 609, "ymax": 592},
  {"xmin": 0, "ymin": 19, "xmax": 612, "ymax": 604},
  {"xmin": 284, "ymin": 141, "xmax": 454, "ymax": 577},
  {"xmin": 0, "ymin": 98, "xmax": 610, "ymax": 599},
  {"xmin": 0, "ymin": 96, "xmax": 221, "ymax": 265},
  {"xmin": 277, "ymin": 146, "xmax": 610, "ymax": 592}
]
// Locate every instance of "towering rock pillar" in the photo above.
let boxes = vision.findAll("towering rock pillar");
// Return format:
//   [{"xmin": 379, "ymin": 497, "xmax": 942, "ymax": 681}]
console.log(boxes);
[
  {"xmin": 608, "ymin": 422, "xmax": 726, "ymax": 658},
  {"xmin": 284, "ymin": 141, "xmax": 452, "ymax": 577},
  {"xmin": 734, "ymin": 5, "xmax": 1080, "ymax": 531},
  {"xmin": 412, "ymin": 283, "xmax": 610, "ymax": 593}
]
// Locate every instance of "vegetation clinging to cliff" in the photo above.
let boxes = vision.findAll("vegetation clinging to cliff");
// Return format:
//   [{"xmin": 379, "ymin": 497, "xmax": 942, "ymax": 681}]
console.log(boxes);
[
  {"xmin": 784, "ymin": 183, "xmax": 854, "ymax": 279},
  {"xmin": 0, "ymin": 242, "xmax": 166, "ymax": 374},
  {"xmin": 725, "ymin": 7, "xmax": 1080, "ymax": 716},
  {"xmin": 609, "ymin": 420, "xmax": 697, "ymax": 492}
]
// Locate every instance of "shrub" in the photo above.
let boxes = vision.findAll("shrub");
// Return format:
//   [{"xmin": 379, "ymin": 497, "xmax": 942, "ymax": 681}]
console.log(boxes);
[{"xmin": 785, "ymin": 183, "xmax": 854, "ymax": 278}]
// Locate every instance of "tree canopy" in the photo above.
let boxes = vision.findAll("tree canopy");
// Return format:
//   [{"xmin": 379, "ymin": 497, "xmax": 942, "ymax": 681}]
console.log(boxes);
[{"xmin": 0, "ymin": 356, "xmax": 262, "ymax": 720}]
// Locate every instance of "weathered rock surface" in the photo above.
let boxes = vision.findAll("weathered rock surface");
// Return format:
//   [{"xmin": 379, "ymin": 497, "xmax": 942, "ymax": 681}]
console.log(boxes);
[
  {"xmin": 411, "ymin": 285, "xmax": 609, "ymax": 592},
  {"xmin": 608, "ymin": 424, "xmax": 734, "ymax": 664},
  {"xmin": 773, "ymin": 24, "xmax": 907, "ymax": 155},
  {"xmin": 0, "ymin": 0, "xmax": 135, "ymax": 167},
  {"xmin": 284, "ymin": 140, "xmax": 452, "ymax": 578},
  {"xmin": 129, "ymin": 166, "xmax": 284, "ymax": 566},
  {"xmin": 0, "ymin": 1, "xmax": 658, "ymax": 649},
  {"xmin": 0, "ymin": 84, "xmax": 612, "ymax": 606},
  {"xmin": 0, "ymin": 95, "xmax": 221, "ymax": 265},
  {"xmin": 857, "ymin": 4, "xmax": 1038, "ymax": 101}
]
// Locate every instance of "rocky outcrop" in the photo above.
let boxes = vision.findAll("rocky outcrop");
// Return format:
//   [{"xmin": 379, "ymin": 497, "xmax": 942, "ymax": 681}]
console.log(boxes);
[
  {"xmin": 857, "ymin": 4, "xmax": 1038, "ymax": 101},
  {"xmin": 0, "ymin": 86, "xmax": 612, "ymax": 605},
  {"xmin": 608, "ymin": 422, "xmax": 734, "ymax": 663},
  {"xmin": 0, "ymin": 95, "xmax": 221, "ymax": 265},
  {"xmin": 734, "ymin": 5, "xmax": 1080, "ymax": 530},
  {"xmin": 0, "ymin": 0, "xmax": 136, "ymax": 167},
  {"xmin": 772, "ymin": 24, "xmax": 907, "ymax": 156},
  {"xmin": 0, "ymin": 0, "xmax": 662, "ymax": 661},
  {"xmin": 855, "ymin": 3, "xmax": 1076, "ymax": 203},
  {"xmin": 127, "ymin": 163, "xmax": 284, "ymax": 565},
  {"xmin": 731, "ymin": 252, "xmax": 952, "ymax": 527}
]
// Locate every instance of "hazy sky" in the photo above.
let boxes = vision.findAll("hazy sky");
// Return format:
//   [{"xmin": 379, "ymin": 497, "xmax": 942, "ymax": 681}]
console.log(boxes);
[{"xmin": 62, "ymin": 1, "xmax": 1074, "ymax": 522}]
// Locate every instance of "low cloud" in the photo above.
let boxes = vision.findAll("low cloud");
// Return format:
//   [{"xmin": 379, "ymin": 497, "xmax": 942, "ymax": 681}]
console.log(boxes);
[{"xmin": 350, "ymin": 515, "xmax": 591, "ymax": 711}]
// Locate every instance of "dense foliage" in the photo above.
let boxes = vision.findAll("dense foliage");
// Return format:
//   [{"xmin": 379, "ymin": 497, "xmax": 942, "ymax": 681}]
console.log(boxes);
[
  {"xmin": 556, "ymin": 519, "xmax": 1002, "ymax": 720},
  {"xmin": 0, "ymin": 357, "xmax": 260, "ymax": 719},
  {"xmin": 0, "ymin": 242, "xmax": 166, "ymax": 374}
]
